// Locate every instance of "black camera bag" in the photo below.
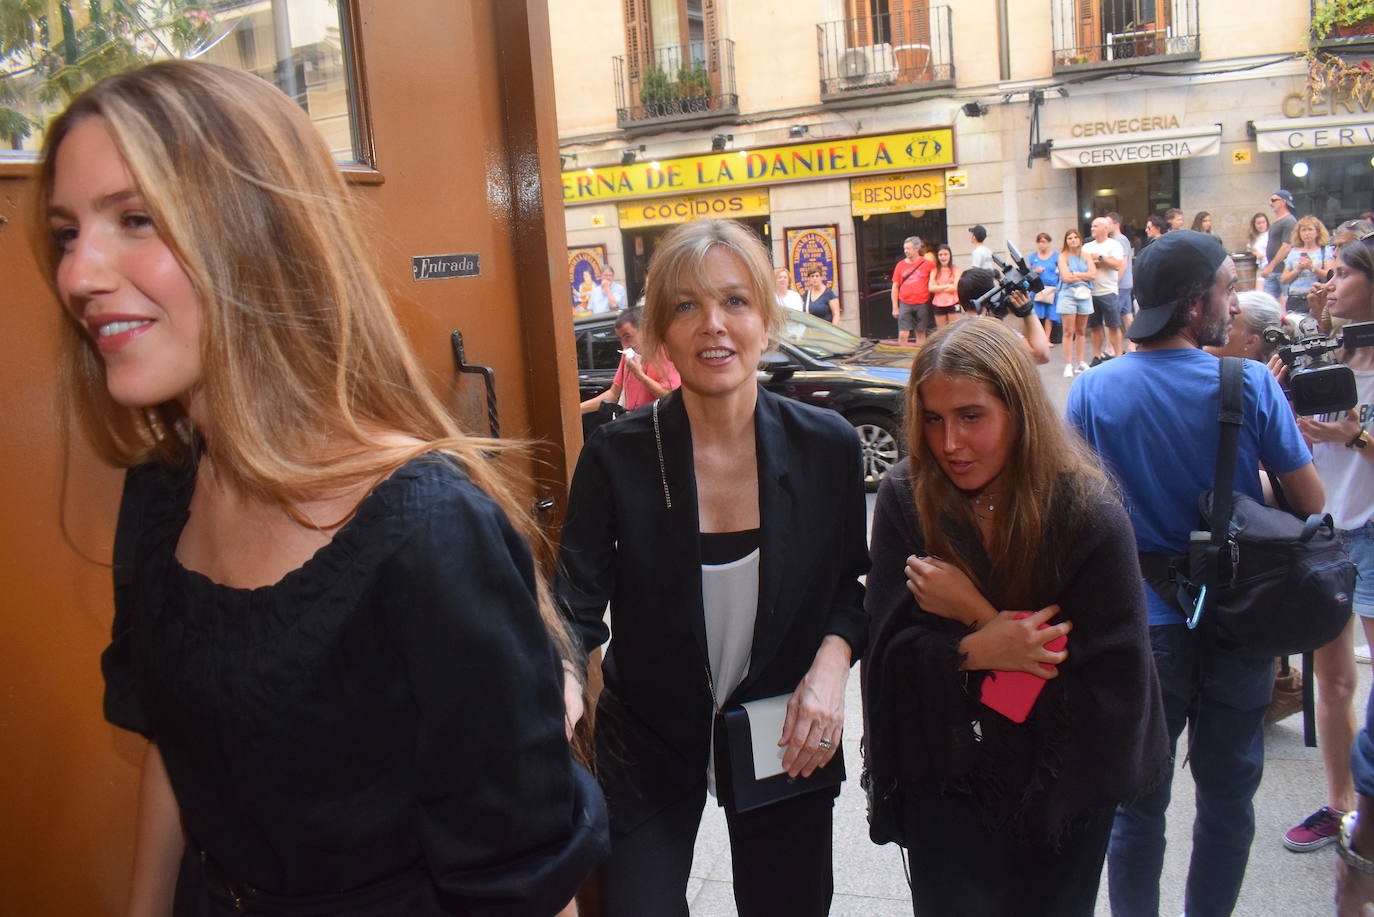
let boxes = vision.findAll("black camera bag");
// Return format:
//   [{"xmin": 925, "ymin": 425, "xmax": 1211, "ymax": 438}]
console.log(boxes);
[{"xmin": 1140, "ymin": 357, "xmax": 1354, "ymax": 660}]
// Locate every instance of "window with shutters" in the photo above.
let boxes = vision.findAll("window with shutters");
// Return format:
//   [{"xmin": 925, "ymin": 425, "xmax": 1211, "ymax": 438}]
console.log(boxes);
[
  {"xmin": 817, "ymin": 1, "xmax": 954, "ymax": 100},
  {"xmin": 614, "ymin": 0, "xmax": 736, "ymax": 127},
  {"xmin": 1051, "ymin": 0, "xmax": 1199, "ymax": 70}
]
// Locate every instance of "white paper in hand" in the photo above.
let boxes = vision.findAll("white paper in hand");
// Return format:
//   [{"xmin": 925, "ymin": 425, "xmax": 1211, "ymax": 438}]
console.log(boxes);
[{"xmin": 740, "ymin": 694, "xmax": 791, "ymax": 780}]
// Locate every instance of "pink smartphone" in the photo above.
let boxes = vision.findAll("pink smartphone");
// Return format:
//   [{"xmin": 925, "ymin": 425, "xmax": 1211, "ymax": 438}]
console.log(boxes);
[{"xmin": 979, "ymin": 613, "xmax": 1067, "ymax": 724}]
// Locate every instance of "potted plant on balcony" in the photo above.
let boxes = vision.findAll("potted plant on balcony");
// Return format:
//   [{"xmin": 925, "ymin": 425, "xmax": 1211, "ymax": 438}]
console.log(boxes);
[
  {"xmin": 1307, "ymin": 0, "xmax": 1374, "ymax": 100},
  {"xmin": 1311, "ymin": 0, "xmax": 1374, "ymax": 40},
  {"xmin": 639, "ymin": 65, "xmax": 675, "ymax": 118},
  {"xmin": 677, "ymin": 59, "xmax": 712, "ymax": 113}
]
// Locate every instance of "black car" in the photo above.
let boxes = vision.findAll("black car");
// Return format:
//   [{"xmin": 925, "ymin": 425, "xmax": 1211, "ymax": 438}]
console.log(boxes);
[{"xmin": 572, "ymin": 310, "xmax": 913, "ymax": 487}]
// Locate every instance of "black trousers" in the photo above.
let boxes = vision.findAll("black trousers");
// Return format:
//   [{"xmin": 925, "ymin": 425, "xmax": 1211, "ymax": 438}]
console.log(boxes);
[
  {"xmin": 599, "ymin": 783, "xmax": 835, "ymax": 917},
  {"xmin": 901, "ymin": 783, "xmax": 1114, "ymax": 917}
]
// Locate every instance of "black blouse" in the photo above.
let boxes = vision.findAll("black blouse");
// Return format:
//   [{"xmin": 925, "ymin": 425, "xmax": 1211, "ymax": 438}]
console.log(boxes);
[{"xmin": 102, "ymin": 457, "xmax": 606, "ymax": 915}]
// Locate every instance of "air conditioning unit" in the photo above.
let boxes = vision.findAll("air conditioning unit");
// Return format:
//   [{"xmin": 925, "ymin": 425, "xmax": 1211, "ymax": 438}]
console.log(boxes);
[{"xmin": 838, "ymin": 44, "xmax": 897, "ymax": 88}]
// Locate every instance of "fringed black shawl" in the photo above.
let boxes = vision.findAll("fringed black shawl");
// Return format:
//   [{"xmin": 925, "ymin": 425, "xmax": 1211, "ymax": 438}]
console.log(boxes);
[{"xmin": 861, "ymin": 460, "xmax": 1170, "ymax": 842}]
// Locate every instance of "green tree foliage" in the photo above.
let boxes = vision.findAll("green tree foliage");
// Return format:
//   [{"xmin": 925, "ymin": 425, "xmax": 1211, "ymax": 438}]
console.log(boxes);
[{"xmin": 0, "ymin": 0, "xmax": 213, "ymax": 147}]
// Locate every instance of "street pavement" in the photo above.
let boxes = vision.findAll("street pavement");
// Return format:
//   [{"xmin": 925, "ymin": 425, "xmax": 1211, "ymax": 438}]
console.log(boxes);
[{"xmin": 685, "ymin": 343, "xmax": 1365, "ymax": 916}]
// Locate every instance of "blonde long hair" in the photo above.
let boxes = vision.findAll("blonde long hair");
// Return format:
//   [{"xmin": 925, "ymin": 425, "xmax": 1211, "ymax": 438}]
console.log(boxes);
[
  {"xmin": 39, "ymin": 61, "xmax": 575, "ymax": 661},
  {"xmin": 905, "ymin": 319, "xmax": 1111, "ymax": 605}
]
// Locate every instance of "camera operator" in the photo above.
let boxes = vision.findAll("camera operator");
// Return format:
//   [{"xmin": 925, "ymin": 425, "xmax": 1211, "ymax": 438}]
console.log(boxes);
[
  {"xmin": 957, "ymin": 268, "xmax": 1051, "ymax": 364},
  {"xmin": 1271, "ymin": 235, "xmax": 1374, "ymax": 863}
]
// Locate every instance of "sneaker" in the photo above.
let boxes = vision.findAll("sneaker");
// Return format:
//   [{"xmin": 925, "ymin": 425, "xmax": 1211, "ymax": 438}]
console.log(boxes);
[
  {"xmin": 1076, "ymin": 362, "xmax": 1090, "ymax": 374},
  {"xmin": 1062, "ymin": 364, "xmax": 1075, "ymax": 378},
  {"xmin": 1283, "ymin": 806, "xmax": 1344, "ymax": 852}
]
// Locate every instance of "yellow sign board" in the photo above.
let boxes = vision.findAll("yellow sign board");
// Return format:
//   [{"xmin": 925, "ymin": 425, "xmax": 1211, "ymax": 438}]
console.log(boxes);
[
  {"xmin": 562, "ymin": 128, "xmax": 955, "ymax": 205},
  {"xmin": 850, "ymin": 173, "xmax": 946, "ymax": 216},
  {"xmin": 945, "ymin": 169, "xmax": 968, "ymax": 190},
  {"xmin": 1232, "ymin": 149, "xmax": 1253, "ymax": 165},
  {"xmin": 618, "ymin": 190, "xmax": 771, "ymax": 229}
]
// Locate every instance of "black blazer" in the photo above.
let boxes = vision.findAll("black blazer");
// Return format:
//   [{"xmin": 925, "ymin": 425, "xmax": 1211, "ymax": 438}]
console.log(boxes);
[{"xmin": 557, "ymin": 386, "xmax": 869, "ymax": 832}]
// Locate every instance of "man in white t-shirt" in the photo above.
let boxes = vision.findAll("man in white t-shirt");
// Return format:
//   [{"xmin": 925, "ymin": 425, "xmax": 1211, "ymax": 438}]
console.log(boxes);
[
  {"xmin": 969, "ymin": 224, "xmax": 995, "ymax": 272},
  {"xmin": 1082, "ymin": 216, "xmax": 1125, "ymax": 361},
  {"xmin": 1108, "ymin": 211, "xmax": 1136, "ymax": 345}
]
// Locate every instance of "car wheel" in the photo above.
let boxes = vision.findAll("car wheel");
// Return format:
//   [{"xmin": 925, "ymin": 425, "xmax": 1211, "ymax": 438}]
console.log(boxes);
[{"xmin": 847, "ymin": 411, "xmax": 903, "ymax": 491}]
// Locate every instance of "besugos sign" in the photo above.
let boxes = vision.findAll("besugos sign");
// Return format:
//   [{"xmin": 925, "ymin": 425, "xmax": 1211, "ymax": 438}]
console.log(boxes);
[
  {"xmin": 563, "ymin": 129, "xmax": 954, "ymax": 205},
  {"xmin": 849, "ymin": 173, "xmax": 946, "ymax": 216}
]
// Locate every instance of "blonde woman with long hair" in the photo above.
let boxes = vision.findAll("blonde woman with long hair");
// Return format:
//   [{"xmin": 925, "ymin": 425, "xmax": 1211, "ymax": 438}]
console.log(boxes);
[
  {"xmin": 862, "ymin": 319, "xmax": 1166, "ymax": 915},
  {"xmin": 41, "ymin": 61, "xmax": 605, "ymax": 916}
]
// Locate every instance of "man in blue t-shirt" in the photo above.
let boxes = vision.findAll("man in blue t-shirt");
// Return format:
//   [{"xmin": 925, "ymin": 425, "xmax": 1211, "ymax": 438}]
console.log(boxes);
[{"xmin": 1067, "ymin": 231, "xmax": 1324, "ymax": 917}]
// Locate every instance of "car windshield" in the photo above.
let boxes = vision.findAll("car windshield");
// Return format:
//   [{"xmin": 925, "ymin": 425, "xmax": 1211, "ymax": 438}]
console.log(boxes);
[{"xmin": 776, "ymin": 311, "xmax": 869, "ymax": 360}]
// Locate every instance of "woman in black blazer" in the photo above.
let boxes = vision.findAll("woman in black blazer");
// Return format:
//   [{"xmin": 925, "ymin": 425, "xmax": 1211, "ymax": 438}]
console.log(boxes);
[{"xmin": 557, "ymin": 219, "xmax": 869, "ymax": 917}]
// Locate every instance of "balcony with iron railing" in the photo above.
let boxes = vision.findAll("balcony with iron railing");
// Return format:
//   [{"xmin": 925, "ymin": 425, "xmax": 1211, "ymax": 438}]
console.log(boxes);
[
  {"xmin": 817, "ymin": 7, "xmax": 954, "ymax": 102},
  {"xmin": 1310, "ymin": 0, "xmax": 1374, "ymax": 51},
  {"xmin": 614, "ymin": 39, "xmax": 738, "ymax": 130},
  {"xmin": 1052, "ymin": 0, "xmax": 1199, "ymax": 72}
]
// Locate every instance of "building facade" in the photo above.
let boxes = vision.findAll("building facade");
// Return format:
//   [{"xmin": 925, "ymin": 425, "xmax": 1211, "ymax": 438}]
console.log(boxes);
[{"xmin": 551, "ymin": 0, "xmax": 1371, "ymax": 339}]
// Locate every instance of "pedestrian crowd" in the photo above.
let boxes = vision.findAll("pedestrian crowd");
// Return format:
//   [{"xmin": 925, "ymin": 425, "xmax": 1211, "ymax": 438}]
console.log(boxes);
[{"xmin": 38, "ymin": 60, "xmax": 1374, "ymax": 917}]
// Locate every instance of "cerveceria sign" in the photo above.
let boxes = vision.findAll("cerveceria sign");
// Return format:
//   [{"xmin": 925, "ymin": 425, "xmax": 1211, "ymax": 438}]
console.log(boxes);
[
  {"xmin": 1070, "ymin": 115, "xmax": 1181, "ymax": 138},
  {"xmin": 562, "ymin": 128, "xmax": 954, "ymax": 205},
  {"xmin": 1050, "ymin": 125, "xmax": 1221, "ymax": 169}
]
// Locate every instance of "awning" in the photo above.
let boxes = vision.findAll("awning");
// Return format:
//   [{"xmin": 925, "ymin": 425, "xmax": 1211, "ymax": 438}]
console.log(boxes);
[
  {"xmin": 1252, "ymin": 114, "xmax": 1374, "ymax": 152},
  {"xmin": 1050, "ymin": 124, "xmax": 1222, "ymax": 169}
]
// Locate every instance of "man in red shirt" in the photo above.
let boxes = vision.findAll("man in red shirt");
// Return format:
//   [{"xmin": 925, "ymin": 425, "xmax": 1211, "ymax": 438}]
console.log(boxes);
[{"xmin": 891, "ymin": 236, "xmax": 935, "ymax": 345}]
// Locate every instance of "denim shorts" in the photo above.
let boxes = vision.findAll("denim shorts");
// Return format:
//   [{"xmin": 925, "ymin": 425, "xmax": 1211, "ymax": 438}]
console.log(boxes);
[
  {"xmin": 1058, "ymin": 286, "xmax": 1093, "ymax": 315},
  {"xmin": 1343, "ymin": 520, "xmax": 1374, "ymax": 617}
]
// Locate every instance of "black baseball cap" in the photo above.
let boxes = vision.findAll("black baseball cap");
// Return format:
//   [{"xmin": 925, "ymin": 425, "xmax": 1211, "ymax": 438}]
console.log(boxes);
[
  {"xmin": 1127, "ymin": 230, "xmax": 1229, "ymax": 341},
  {"xmin": 969, "ymin": 224, "xmax": 987, "ymax": 242}
]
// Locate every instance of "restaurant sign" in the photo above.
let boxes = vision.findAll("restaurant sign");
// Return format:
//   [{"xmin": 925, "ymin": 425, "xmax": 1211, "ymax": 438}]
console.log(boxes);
[
  {"xmin": 850, "ymin": 173, "xmax": 946, "ymax": 216},
  {"xmin": 618, "ymin": 190, "xmax": 770, "ymax": 229},
  {"xmin": 563, "ymin": 128, "xmax": 954, "ymax": 205}
]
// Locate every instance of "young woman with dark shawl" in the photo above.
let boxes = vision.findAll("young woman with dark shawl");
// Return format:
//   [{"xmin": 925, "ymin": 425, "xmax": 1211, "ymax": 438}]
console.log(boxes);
[{"xmin": 862, "ymin": 319, "xmax": 1168, "ymax": 916}]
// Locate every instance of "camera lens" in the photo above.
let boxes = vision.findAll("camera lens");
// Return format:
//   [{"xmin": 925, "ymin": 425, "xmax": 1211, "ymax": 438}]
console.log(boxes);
[{"xmin": 1291, "ymin": 364, "xmax": 1358, "ymax": 416}]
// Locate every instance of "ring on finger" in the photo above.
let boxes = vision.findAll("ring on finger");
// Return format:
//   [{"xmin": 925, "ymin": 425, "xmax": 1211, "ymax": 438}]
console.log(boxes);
[{"xmin": 818, "ymin": 738, "xmax": 834, "ymax": 750}]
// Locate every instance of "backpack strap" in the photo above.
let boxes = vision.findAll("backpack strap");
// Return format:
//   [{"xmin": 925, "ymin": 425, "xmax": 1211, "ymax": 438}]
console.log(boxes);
[
  {"xmin": 1211, "ymin": 356, "xmax": 1245, "ymax": 546},
  {"xmin": 1181, "ymin": 358, "xmax": 1248, "ymax": 767},
  {"xmin": 1196, "ymin": 357, "xmax": 1245, "ymax": 605}
]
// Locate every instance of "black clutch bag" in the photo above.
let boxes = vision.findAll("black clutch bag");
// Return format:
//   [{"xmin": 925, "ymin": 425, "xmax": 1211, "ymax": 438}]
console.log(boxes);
[{"xmin": 712, "ymin": 694, "xmax": 845, "ymax": 815}]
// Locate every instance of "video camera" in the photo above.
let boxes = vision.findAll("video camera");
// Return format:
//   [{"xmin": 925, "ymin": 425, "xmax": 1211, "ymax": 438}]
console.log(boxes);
[
  {"xmin": 972, "ymin": 241, "xmax": 1042, "ymax": 319},
  {"xmin": 1264, "ymin": 319, "xmax": 1374, "ymax": 415}
]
